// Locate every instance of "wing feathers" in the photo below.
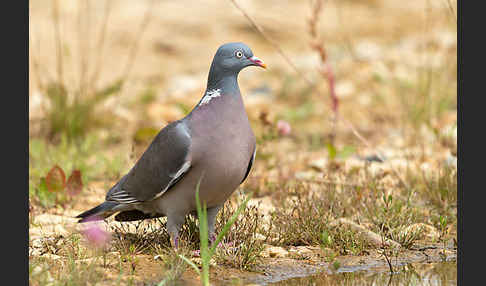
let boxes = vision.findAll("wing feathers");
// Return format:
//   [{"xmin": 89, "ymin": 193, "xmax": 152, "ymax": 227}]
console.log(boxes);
[
  {"xmin": 106, "ymin": 121, "xmax": 192, "ymax": 203},
  {"xmin": 107, "ymin": 190, "xmax": 139, "ymax": 204},
  {"xmin": 154, "ymin": 161, "xmax": 191, "ymax": 199}
]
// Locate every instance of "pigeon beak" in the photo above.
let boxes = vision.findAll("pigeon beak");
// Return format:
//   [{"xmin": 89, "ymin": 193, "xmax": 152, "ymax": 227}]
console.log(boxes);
[{"xmin": 249, "ymin": 56, "xmax": 267, "ymax": 69}]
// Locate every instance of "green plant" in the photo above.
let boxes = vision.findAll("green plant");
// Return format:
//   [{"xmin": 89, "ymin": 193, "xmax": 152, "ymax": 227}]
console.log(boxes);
[
  {"xmin": 156, "ymin": 250, "xmax": 189, "ymax": 286},
  {"xmin": 30, "ymin": 0, "xmax": 156, "ymax": 142},
  {"xmin": 283, "ymin": 101, "xmax": 315, "ymax": 123},
  {"xmin": 213, "ymin": 199, "xmax": 265, "ymax": 270},
  {"xmin": 110, "ymin": 219, "xmax": 170, "ymax": 255},
  {"xmin": 389, "ymin": 225, "xmax": 422, "ymax": 249},
  {"xmin": 326, "ymin": 143, "xmax": 356, "ymax": 161},
  {"xmin": 363, "ymin": 190, "xmax": 423, "ymax": 249},
  {"xmin": 178, "ymin": 181, "xmax": 252, "ymax": 286},
  {"xmin": 29, "ymin": 135, "xmax": 128, "ymax": 208},
  {"xmin": 266, "ymin": 185, "xmax": 340, "ymax": 247},
  {"xmin": 438, "ymin": 215, "xmax": 448, "ymax": 257},
  {"xmin": 32, "ymin": 164, "xmax": 83, "ymax": 208},
  {"xmin": 320, "ymin": 230, "xmax": 333, "ymax": 248},
  {"xmin": 44, "ymin": 80, "xmax": 123, "ymax": 141},
  {"xmin": 29, "ymin": 250, "xmax": 104, "ymax": 286},
  {"xmin": 332, "ymin": 260, "xmax": 341, "ymax": 271},
  {"xmin": 331, "ymin": 225, "xmax": 370, "ymax": 256},
  {"xmin": 421, "ymin": 165, "xmax": 457, "ymax": 214}
]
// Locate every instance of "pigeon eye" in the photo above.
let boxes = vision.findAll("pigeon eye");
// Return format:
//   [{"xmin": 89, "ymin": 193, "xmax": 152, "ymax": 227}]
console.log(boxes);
[{"xmin": 235, "ymin": 51, "xmax": 243, "ymax": 58}]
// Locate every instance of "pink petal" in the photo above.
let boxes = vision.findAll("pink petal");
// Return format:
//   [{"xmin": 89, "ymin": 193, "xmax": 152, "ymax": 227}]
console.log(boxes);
[
  {"xmin": 81, "ymin": 219, "xmax": 111, "ymax": 248},
  {"xmin": 277, "ymin": 120, "xmax": 292, "ymax": 136}
]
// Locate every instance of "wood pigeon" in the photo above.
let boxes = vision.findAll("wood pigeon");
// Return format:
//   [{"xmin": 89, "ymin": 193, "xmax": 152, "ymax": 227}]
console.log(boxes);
[{"xmin": 76, "ymin": 42, "xmax": 266, "ymax": 248}]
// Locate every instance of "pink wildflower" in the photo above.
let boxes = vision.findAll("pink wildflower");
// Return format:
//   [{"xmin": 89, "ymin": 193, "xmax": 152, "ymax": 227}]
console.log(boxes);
[
  {"xmin": 276, "ymin": 120, "xmax": 292, "ymax": 136},
  {"xmin": 80, "ymin": 216, "xmax": 111, "ymax": 249}
]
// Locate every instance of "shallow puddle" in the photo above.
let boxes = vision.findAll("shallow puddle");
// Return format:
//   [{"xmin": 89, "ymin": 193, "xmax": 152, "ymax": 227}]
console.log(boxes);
[{"xmin": 266, "ymin": 261, "xmax": 456, "ymax": 286}]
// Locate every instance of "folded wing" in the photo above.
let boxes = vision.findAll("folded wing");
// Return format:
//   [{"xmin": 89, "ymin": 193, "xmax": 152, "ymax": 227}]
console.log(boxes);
[{"xmin": 106, "ymin": 121, "xmax": 192, "ymax": 204}]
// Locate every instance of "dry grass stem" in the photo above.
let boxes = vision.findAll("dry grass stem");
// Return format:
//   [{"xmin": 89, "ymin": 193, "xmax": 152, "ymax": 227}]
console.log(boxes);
[
  {"xmin": 120, "ymin": 0, "xmax": 157, "ymax": 82},
  {"xmin": 308, "ymin": 0, "xmax": 339, "ymax": 143},
  {"xmin": 77, "ymin": 0, "xmax": 91, "ymax": 97},
  {"xmin": 444, "ymin": 0, "xmax": 457, "ymax": 21},
  {"xmin": 229, "ymin": 0, "xmax": 314, "ymax": 87},
  {"xmin": 52, "ymin": 0, "xmax": 65, "ymax": 87},
  {"xmin": 88, "ymin": 0, "xmax": 114, "ymax": 92}
]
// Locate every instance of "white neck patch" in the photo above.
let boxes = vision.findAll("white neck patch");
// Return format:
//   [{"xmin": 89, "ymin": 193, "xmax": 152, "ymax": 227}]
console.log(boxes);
[{"xmin": 199, "ymin": 88, "xmax": 222, "ymax": 106}]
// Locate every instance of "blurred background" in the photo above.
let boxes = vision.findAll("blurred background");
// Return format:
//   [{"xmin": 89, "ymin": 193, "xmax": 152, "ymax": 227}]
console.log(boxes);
[
  {"xmin": 28, "ymin": 0, "xmax": 458, "ymax": 217},
  {"xmin": 29, "ymin": 0, "xmax": 456, "ymax": 282},
  {"xmin": 29, "ymin": 0, "xmax": 457, "ymax": 218},
  {"xmin": 29, "ymin": 0, "xmax": 457, "ymax": 182}
]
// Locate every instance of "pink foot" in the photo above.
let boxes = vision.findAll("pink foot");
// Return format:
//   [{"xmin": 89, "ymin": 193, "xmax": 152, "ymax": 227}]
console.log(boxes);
[
  {"xmin": 171, "ymin": 237, "xmax": 179, "ymax": 249},
  {"xmin": 191, "ymin": 235, "xmax": 237, "ymax": 257},
  {"xmin": 209, "ymin": 234, "xmax": 233, "ymax": 248},
  {"xmin": 209, "ymin": 233, "xmax": 217, "ymax": 245},
  {"xmin": 218, "ymin": 241, "xmax": 236, "ymax": 249}
]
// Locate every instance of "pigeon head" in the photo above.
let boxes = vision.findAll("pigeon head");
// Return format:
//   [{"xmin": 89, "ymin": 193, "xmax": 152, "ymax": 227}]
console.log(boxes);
[
  {"xmin": 213, "ymin": 42, "xmax": 266, "ymax": 71},
  {"xmin": 207, "ymin": 42, "xmax": 266, "ymax": 87}
]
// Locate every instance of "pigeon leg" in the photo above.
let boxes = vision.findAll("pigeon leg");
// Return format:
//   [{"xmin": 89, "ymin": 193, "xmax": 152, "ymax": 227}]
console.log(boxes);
[
  {"xmin": 192, "ymin": 205, "xmax": 221, "ymax": 257},
  {"xmin": 206, "ymin": 205, "xmax": 237, "ymax": 250},
  {"xmin": 207, "ymin": 205, "xmax": 222, "ymax": 246},
  {"xmin": 167, "ymin": 212, "xmax": 185, "ymax": 249}
]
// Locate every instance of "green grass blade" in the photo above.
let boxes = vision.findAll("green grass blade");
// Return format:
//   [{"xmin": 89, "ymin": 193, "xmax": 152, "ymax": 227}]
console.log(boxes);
[
  {"xmin": 210, "ymin": 193, "xmax": 252, "ymax": 256},
  {"xmin": 177, "ymin": 254, "xmax": 201, "ymax": 276},
  {"xmin": 194, "ymin": 175, "xmax": 253, "ymax": 285},
  {"xmin": 195, "ymin": 177, "xmax": 210, "ymax": 286},
  {"xmin": 157, "ymin": 278, "xmax": 168, "ymax": 286}
]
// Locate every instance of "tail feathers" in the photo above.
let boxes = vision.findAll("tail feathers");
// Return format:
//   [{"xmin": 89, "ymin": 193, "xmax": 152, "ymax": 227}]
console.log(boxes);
[
  {"xmin": 75, "ymin": 201, "xmax": 119, "ymax": 223},
  {"xmin": 115, "ymin": 210, "xmax": 164, "ymax": 222}
]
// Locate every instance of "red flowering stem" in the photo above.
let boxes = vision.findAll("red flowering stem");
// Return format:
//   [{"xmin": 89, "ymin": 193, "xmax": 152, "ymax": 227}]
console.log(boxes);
[{"xmin": 324, "ymin": 63, "xmax": 338, "ymax": 115}]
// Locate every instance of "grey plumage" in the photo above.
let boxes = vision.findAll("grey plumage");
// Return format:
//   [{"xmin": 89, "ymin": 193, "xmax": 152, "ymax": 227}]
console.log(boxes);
[{"xmin": 76, "ymin": 42, "xmax": 266, "ymax": 247}]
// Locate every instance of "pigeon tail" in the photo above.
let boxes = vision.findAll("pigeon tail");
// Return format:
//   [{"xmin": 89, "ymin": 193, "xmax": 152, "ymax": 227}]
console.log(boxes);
[{"xmin": 75, "ymin": 201, "xmax": 119, "ymax": 223}]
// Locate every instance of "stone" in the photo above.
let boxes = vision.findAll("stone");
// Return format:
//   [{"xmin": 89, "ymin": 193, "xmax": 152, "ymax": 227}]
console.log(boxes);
[
  {"xmin": 288, "ymin": 246, "xmax": 316, "ymax": 256},
  {"xmin": 330, "ymin": 218, "xmax": 401, "ymax": 249},
  {"xmin": 30, "ymin": 224, "xmax": 69, "ymax": 238},
  {"xmin": 401, "ymin": 223, "xmax": 440, "ymax": 241},
  {"xmin": 191, "ymin": 257, "xmax": 216, "ymax": 267},
  {"xmin": 294, "ymin": 171, "xmax": 317, "ymax": 180},
  {"xmin": 43, "ymin": 254, "xmax": 62, "ymax": 260},
  {"xmin": 33, "ymin": 214, "xmax": 77, "ymax": 226},
  {"xmin": 247, "ymin": 196, "xmax": 275, "ymax": 217},
  {"xmin": 261, "ymin": 246, "xmax": 288, "ymax": 258},
  {"xmin": 309, "ymin": 158, "xmax": 327, "ymax": 172},
  {"xmin": 354, "ymin": 41, "xmax": 383, "ymax": 61},
  {"xmin": 335, "ymin": 81, "xmax": 355, "ymax": 98},
  {"xmin": 444, "ymin": 153, "xmax": 457, "ymax": 168}
]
